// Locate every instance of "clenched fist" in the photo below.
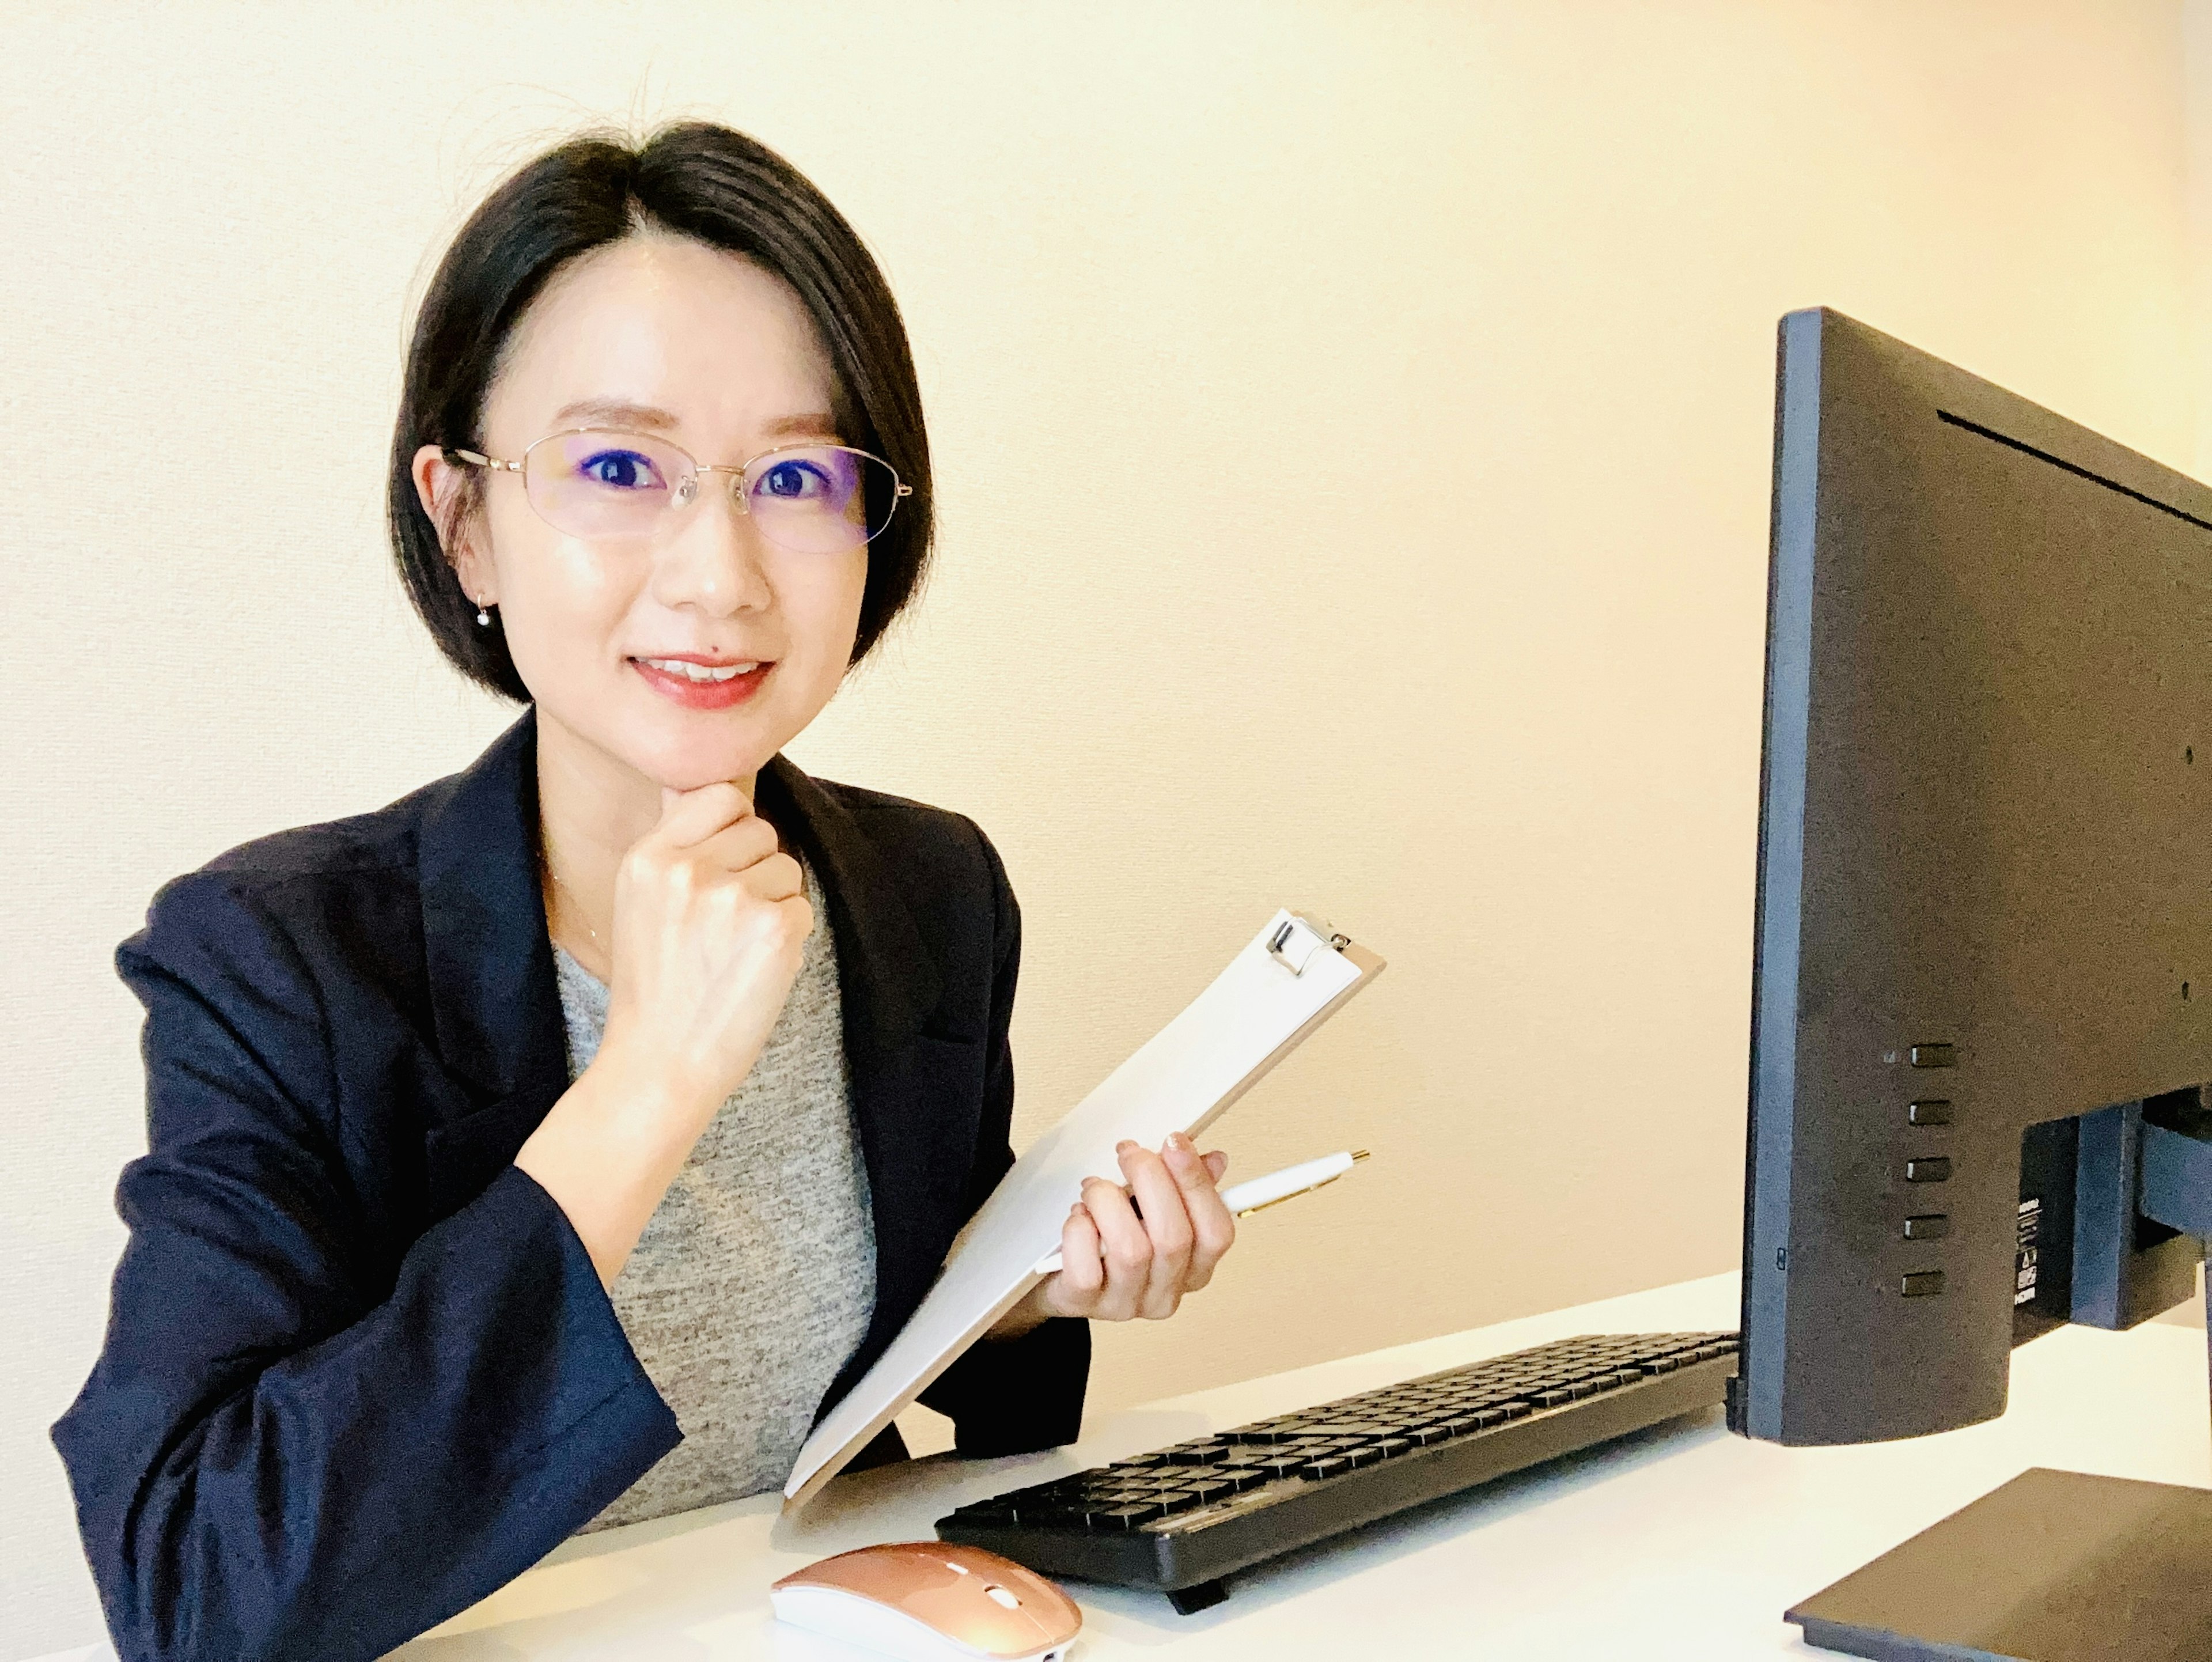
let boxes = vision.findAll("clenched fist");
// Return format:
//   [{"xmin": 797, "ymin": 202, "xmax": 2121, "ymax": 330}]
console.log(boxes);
[{"xmin": 596, "ymin": 781, "xmax": 815, "ymax": 1112}]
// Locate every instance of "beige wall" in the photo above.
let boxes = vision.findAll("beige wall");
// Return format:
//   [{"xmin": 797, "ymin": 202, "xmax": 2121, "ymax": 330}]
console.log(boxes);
[
  {"xmin": 1, "ymin": 2, "xmax": 2198, "ymax": 1652},
  {"xmin": 2195, "ymin": 0, "xmax": 2212, "ymax": 480}
]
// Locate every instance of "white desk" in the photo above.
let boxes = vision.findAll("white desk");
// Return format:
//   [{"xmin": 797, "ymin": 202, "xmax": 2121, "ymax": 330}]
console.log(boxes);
[
  {"xmin": 400, "ymin": 1273, "xmax": 2212, "ymax": 1660},
  {"xmin": 33, "ymin": 1273, "xmax": 2212, "ymax": 1661}
]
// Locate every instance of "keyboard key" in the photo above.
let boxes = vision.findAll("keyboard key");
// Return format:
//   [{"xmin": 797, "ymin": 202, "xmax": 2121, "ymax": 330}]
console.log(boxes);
[
  {"xmin": 1164, "ymin": 1444, "xmax": 1230, "ymax": 1465},
  {"xmin": 1093, "ymin": 1503, "xmax": 1164, "ymax": 1529},
  {"xmin": 1298, "ymin": 1456, "xmax": 1354, "ymax": 1479}
]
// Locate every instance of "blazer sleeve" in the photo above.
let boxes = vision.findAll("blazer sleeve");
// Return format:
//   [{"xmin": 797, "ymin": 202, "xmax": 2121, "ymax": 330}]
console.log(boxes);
[
  {"xmin": 914, "ymin": 819, "xmax": 1092, "ymax": 1455},
  {"xmin": 50, "ymin": 874, "xmax": 681, "ymax": 1662}
]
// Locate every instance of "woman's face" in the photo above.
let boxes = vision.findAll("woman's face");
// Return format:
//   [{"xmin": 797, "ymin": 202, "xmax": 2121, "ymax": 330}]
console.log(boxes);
[{"xmin": 412, "ymin": 233, "xmax": 869, "ymax": 793}]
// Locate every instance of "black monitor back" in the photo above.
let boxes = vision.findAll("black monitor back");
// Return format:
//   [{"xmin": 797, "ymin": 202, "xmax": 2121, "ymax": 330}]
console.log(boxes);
[{"xmin": 1736, "ymin": 308, "xmax": 2212, "ymax": 1446}]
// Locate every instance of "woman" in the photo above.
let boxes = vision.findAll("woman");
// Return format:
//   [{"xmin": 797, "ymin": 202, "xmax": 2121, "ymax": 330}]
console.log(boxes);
[{"xmin": 53, "ymin": 120, "xmax": 1236, "ymax": 1662}]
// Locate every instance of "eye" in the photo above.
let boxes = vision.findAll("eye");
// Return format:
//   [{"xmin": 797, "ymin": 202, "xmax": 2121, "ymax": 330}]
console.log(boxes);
[
  {"xmin": 756, "ymin": 457, "xmax": 834, "ymax": 501},
  {"xmin": 575, "ymin": 448, "xmax": 665, "ymax": 491}
]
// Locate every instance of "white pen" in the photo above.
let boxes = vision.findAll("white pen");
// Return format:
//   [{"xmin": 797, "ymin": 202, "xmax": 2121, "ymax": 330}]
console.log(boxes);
[{"xmin": 1032, "ymin": 1149, "xmax": 1372, "ymax": 1275}]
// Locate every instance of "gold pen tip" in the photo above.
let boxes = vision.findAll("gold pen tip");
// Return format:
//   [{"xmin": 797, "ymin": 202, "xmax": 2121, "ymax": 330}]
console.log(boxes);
[{"xmin": 1350, "ymin": 1149, "xmax": 1371, "ymax": 1163}]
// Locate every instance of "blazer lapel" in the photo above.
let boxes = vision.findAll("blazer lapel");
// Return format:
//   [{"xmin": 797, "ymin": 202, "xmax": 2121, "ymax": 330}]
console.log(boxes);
[
  {"xmin": 415, "ymin": 705, "xmax": 571, "ymax": 1218},
  {"xmin": 755, "ymin": 755, "xmax": 942, "ymax": 1065}
]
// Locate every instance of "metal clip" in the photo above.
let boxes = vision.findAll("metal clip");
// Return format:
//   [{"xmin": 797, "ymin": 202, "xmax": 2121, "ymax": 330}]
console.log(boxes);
[{"xmin": 1266, "ymin": 915, "xmax": 1339, "ymax": 976}]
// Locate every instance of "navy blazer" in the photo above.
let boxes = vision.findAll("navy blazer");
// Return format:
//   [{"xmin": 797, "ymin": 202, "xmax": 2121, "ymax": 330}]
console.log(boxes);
[{"xmin": 52, "ymin": 706, "xmax": 1089, "ymax": 1662}]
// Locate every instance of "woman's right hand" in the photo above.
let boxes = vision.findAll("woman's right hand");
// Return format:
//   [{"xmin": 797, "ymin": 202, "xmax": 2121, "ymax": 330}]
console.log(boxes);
[
  {"xmin": 596, "ymin": 782, "xmax": 814, "ymax": 1115},
  {"xmin": 516, "ymin": 780, "xmax": 812, "ymax": 1287}
]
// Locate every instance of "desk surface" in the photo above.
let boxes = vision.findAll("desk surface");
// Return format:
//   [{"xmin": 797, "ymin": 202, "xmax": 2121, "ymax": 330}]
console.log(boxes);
[{"xmin": 33, "ymin": 1273, "xmax": 2212, "ymax": 1661}]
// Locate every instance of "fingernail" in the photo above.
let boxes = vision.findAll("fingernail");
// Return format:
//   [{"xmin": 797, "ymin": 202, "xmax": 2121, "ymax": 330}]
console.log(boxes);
[
  {"xmin": 1165, "ymin": 1131, "xmax": 1193, "ymax": 1153},
  {"xmin": 1116, "ymin": 1139, "xmax": 1137, "ymax": 1153}
]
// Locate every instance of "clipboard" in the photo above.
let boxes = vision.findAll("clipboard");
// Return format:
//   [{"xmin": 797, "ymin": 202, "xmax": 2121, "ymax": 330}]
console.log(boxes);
[{"xmin": 783, "ymin": 908, "xmax": 1385, "ymax": 1510}]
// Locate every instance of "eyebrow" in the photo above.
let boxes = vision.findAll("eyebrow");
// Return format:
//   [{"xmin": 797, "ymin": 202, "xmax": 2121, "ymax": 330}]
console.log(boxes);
[{"xmin": 546, "ymin": 398, "xmax": 840, "ymax": 442}]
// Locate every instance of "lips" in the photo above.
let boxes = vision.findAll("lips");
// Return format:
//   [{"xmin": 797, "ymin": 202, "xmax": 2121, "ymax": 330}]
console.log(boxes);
[{"xmin": 628, "ymin": 655, "xmax": 775, "ymax": 710}]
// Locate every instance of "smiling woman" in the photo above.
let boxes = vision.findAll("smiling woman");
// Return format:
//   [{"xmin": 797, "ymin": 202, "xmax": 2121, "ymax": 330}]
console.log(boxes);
[{"xmin": 51, "ymin": 121, "xmax": 1236, "ymax": 1662}]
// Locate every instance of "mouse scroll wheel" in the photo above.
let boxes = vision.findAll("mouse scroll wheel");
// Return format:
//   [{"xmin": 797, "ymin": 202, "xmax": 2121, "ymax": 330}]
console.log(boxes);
[{"xmin": 984, "ymin": 1584, "xmax": 1022, "ymax": 1610}]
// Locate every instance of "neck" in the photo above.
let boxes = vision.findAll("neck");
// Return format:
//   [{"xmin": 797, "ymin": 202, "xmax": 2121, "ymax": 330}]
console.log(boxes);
[{"xmin": 533, "ymin": 707, "xmax": 760, "ymax": 977}]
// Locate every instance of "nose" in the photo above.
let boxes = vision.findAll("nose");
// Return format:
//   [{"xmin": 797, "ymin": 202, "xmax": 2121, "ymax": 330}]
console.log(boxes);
[{"xmin": 647, "ymin": 470, "xmax": 772, "ymax": 618}]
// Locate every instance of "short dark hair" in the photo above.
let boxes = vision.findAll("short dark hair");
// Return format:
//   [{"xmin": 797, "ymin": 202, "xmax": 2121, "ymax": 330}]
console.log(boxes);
[{"xmin": 387, "ymin": 121, "xmax": 934, "ymax": 702}]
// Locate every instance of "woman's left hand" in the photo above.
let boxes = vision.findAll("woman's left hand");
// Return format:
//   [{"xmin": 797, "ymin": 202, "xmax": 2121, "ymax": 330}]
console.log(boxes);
[{"xmin": 987, "ymin": 1133, "xmax": 1234, "ymax": 1340}]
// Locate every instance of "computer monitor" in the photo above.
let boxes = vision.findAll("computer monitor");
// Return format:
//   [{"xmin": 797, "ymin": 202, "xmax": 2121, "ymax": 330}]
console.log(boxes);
[{"xmin": 1731, "ymin": 308, "xmax": 2212, "ymax": 1659}]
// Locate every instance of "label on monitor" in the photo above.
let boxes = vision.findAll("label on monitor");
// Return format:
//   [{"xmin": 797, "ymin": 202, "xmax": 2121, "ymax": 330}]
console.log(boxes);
[
  {"xmin": 2015, "ymin": 1198, "xmax": 2041, "ymax": 1307},
  {"xmin": 2014, "ymin": 1116, "xmax": 2080, "ymax": 1344}
]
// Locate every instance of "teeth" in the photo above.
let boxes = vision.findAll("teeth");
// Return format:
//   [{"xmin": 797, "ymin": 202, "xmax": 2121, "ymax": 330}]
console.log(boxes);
[{"xmin": 641, "ymin": 657, "xmax": 757, "ymax": 683}]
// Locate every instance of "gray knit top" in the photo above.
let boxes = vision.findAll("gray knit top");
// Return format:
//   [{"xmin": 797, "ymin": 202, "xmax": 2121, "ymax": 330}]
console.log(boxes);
[{"xmin": 551, "ymin": 851, "xmax": 877, "ymax": 1532}]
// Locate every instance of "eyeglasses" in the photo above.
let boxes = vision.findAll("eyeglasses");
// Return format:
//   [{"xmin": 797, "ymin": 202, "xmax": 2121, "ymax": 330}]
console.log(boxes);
[{"xmin": 445, "ymin": 428, "xmax": 912, "ymax": 555}]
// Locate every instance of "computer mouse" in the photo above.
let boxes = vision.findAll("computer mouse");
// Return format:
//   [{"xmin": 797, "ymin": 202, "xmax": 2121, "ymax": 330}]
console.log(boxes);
[{"xmin": 769, "ymin": 1540, "xmax": 1083, "ymax": 1662}]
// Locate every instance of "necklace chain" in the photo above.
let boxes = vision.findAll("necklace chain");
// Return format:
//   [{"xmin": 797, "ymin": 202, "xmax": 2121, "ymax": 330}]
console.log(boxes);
[{"xmin": 537, "ymin": 841, "xmax": 605, "ymax": 951}]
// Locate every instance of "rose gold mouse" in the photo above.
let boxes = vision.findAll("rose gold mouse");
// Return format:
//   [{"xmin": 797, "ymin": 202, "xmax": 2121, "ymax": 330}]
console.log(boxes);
[{"xmin": 770, "ymin": 1541, "xmax": 1083, "ymax": 1661}]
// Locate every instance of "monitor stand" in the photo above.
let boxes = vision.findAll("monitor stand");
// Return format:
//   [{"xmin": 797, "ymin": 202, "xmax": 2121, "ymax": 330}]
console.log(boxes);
[
  {"xmin": 1786, "ymin": 1466, "xmax": 2212, "ymax": 1661},
  {"xmin": 1790, "ymin": 1116, "xmax": 2212, "ymax": 1662}
]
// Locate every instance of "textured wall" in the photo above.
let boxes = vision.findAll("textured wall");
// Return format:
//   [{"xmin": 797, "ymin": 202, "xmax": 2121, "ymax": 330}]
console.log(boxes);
[
  {"xmin": 1, "ymin": 2, "xmax": 2196, "ymax": 1653},
  {"xmin": 2194, "ymin": 0, "xmax": 2212, "ymax": 482}
]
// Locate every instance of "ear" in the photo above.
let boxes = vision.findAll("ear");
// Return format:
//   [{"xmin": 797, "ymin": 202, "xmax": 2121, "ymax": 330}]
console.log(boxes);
[{"xmin": 411, "ymin": 442, "xmax": 495, "ymax": 607}]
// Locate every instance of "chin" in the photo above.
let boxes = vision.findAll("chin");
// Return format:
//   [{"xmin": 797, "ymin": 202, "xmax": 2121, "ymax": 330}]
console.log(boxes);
[
  {"xmin": 627, "ymin": 717, "xmax": 783, "ymax": 793},
  {"xmin": 547, "ymin": 668, "xmax": 818, "ymax": 794}
]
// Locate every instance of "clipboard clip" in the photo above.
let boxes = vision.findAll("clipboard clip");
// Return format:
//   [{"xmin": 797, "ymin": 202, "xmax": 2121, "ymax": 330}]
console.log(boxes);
[{"xmin": 1267, "ymin": 914, "xmax": 1351, "ymax": 976}]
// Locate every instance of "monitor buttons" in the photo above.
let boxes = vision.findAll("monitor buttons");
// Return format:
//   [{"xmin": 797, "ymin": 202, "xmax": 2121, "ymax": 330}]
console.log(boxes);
[
  {"xmin": 1901, "ymin": 1271, "xmax": 1946, "ymax": 1297},
  {"xmin": 1903, "ymin": 1214, "xmax": 1950, "ymax": 1240},
  {"xmin": 1909, "ymin": 1043, "xmax": 1957, "ymax": 1068},
  {"xmin": 1907, "ymin": 1099, "xmax": 1953, "ymax": 1126},
  {"xmin": 1904, "ymin": 1157, "xmax": 1953, "ymax": 1183}
]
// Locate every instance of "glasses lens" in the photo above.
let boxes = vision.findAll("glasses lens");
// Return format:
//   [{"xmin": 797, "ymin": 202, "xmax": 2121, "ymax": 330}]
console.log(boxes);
[
  {"xmin": 744, "ymin": 446, "xmax": 902, "ymax": 553},
  {"xmin": 524, "ymin": 430, "xmax": 693, "ymax": 540}
]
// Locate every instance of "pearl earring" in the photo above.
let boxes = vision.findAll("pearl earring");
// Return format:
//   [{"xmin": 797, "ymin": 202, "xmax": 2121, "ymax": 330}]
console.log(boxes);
[{"xmin": 475, "ymin": 597, "xmax": 492, "ymax": 627}]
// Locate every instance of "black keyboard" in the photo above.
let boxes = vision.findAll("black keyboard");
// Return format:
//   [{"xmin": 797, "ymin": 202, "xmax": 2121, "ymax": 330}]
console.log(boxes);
[{"xmin": 937, "ymin": 1330, "xmax": 1738, "ymax": 1613}]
